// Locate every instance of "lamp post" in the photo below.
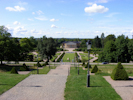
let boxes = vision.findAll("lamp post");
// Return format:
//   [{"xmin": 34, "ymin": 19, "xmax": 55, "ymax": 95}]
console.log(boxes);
[
  {"xmin": 49, "ymin": 56, "xmax": 50, "ymax": 69},
  {"xmin": 86, "ymin": 40, "xmax": 91, "ymax": 87},
  {"xmin": 37, "ymin": 55, "xmax": 39, "ymax": 74},
  {"xmin": 78, "ymin": 56, "xmax": 80, "ymax": 75}
]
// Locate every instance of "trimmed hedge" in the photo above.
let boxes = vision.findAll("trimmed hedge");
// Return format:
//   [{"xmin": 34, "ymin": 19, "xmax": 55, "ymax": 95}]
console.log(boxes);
[
  {"xmin": 57, "ymin": 52, "xmax": 65, "ymax": 62},
  {"xmin": 111, "ymin": 62, "xmax": 129, "ymax": 80},
  {"xmin": 11, "ymin": 67, "xmax": 18, "ymax": 74},
  {"xmin": 91, "ymin": 65, "xmax": 98, "ymax": 73},
  {"xmin": 41, "ymin": 61, "xmax": 49, "ymax": 66},
  {"xmin": 84, "ymin": 62, "xmax": 91, "ymax": 68},
  {"xmin": 75, "ymin": 52, "xmax": 81, "ymax": 62},
  {"xmin": 19, "ymin": 63, "xmax": 30, "ymax": 71}
]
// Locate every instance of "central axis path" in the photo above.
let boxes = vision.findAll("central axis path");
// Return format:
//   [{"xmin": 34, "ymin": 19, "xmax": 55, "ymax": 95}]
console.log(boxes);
[{"xmin": 0, "ymin": 64, "xmax": 70, "ymax": 100}]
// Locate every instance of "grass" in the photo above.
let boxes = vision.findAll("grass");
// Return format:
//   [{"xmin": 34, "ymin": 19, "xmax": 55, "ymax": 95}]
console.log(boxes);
[
  {"xmin": 79, "ymin": 53, "xmax": 93, "ymax": 61},
  {"xmin": 63, "ymin": 53, "xmax": 75, "ymax": 62},
  {"xmin": 31, "ymin": 66, "xmax": 56, "ymax": 74},
  {"xmin": 0, "ymin": 73, "xmax": 29, "ymax": 95},
  {"xmin": 0, "ymin": 64, "xmax": 56, "ymax": 95},
  {"xmin": 51, "ymin": 53, "xmax": 61, "ymax": 61},
  {"xmin": 64, "ymin": 67, "xmax": 122, "ymax": 100}
]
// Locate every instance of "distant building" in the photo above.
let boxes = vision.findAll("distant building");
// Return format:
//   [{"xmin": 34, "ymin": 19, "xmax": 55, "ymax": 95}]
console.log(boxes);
[{"xmin": 62, "ymin": 41, "xmax": 80, "ymax": 48}]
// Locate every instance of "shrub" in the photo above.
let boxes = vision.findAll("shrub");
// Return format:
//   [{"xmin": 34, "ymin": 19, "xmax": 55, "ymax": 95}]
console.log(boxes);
[
  {"xmin": 19, "ymin": 63, "xmax": 29, "ymax": 71},
  {"xmin": 41, "ymin": 61, "xmax": 49, "ymax": 66},
  {"xmin": 11, "ymin": 67, "xmax": 18, "ymax": 74},
  {"xmin": 82, "ymin": 61, "xmax": 85, "ymax": 66},
  {"xmin": 91, "ymin": 65, "xmax": 98, "ymax": 73},
  {"xmin": 57, "ymin": 52, "xmax": 65, "ymax": 62},
  {"xmin": 111, "ymin": 62, "xmax": 129, "ymax": 80},
  {"xmin": 84, "ymin": 62, "xmax": 91, "ymax": 68}
]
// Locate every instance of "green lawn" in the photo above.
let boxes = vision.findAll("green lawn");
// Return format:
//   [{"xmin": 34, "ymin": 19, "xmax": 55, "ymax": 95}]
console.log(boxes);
[
  {"xmin": 51, "ymin": 53, "xmax": 61, "ymax": 61},
  {"xmin": 79, "ymin": 53, "xmax": 93, "ymax": 61},
  {"xmin": 64, "ymin": 67, "xmax": 122, "ymax": 100},
  {"xmin": 63, "ymin": 53, "xmax": 75, "ymax": 62},
  {"xmin": 0, "ymin": 73, "xmax": 29, "ymax": 95},
  {"xmin": 31, "ymin": 66, "xmax": 56, "ymax": 74}
]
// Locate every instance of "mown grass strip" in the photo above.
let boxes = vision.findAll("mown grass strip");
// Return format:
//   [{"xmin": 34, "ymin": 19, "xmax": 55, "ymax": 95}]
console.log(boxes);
[{"xmin": 64, "ymin": 67, "xmax": 122, "ymax": 100}]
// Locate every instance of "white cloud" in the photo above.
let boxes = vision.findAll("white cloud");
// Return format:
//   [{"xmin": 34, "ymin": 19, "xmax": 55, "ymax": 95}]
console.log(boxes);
[
  {"xmin": 96, "ymin": 0, "xmax": 108, "ymax": 3},
  {"xmin": 87, "ymin": 2, "xmax": 93, "ymax": 5},
  {"xmin": 5, "ymin": 6, "xmax": 25, "ymax": 12},
  {"xmin": 84, "ymin": 4, "xmax": 109, "ymax": 13},
  {"xmin": 13, "ymin": 21, "xmax": 20, "ymax": 25},
  {"xmin": 28, "ymin": 18, "xmax": 34, "ymax": 21},
  {"xmin": 131, "ymin": 30, "xmax": 133, "ymax": 33},
  {"xmin": 32, "ymin": 12, "xmax": 35, "ymax": 14},
  {"xmin": 31, "ymin": 29, "xmax": 38, "ymax": 33},
  {"xmin": 51, "ymin": 24, "xmax": 57, "ymax": 28},
  {"xmin": 50, "ymin": 18, "xmax": 59, "ymax": 22},
  {"xmin": 35, "ymin": 16, "xmax": 47, "ymax": 21},
  {"xmin": 105, "ymin": 13, "xmax": 120, "ymax": 17},
  {"xmin": 36, "ymin": 10, "xmax": 44, "ymax": 15},
  {"xmin": 14, "ymin": 26, "xmax": 27, "ymax": 33}
]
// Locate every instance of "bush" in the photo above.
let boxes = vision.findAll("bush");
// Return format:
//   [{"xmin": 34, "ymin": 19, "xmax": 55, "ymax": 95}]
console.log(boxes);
[
  {"xmin": 41, "ymin": 61, "xmax": 49, "ymax": 66},
  {"xmin": 91, "ymin": 65, "xmax": 98, "ymax": 73},
  {"xmin": 82, "ymin": 61, "xmax": 85, "ymax": 66},
  {"xmin": 11, "ymin": 67, "xmax": 18, "ymax": 74},
  {"xmin": 111, "ymin": 62, "xmax": 129, "ymax": 80},
  {"xmin": 19, "ymin": 63, "xmax": 30, "ymax": 71},
  {"xmin": 57, "ymin": 52, "xmax": 65, "ymax": 62},
  {"xmin": 84, "ymin": 62, "xmax": 91, "ymax": 68}
]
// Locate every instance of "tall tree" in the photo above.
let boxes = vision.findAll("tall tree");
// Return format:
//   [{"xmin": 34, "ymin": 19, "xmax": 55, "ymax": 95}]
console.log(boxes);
[
  {"xmin": 0, "ymin": 26, "xmax": 11, "ymax": 64},
  {"xmin": 37, "ymin": 36, "xmax": 57, "ymax": 61},
  {"xmin": 92, "ymin": 36, "xmax": 102, "ymax": 48},
  {"xmin": 104, "ymin": 34, "xmax": 116, "ymax": 46},
  {"xmin": 115, "ymin": 35, "xmax": 129, "ymax": 62},
  {"xmin": 101, "ymin": 33, "xmax": 105, "ymax": 48}
]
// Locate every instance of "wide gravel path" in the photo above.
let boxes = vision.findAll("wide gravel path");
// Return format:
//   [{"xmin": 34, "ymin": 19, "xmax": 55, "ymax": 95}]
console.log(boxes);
[
  {"xmin": 0, "ymin": 65, "xmax": 70, "ymax": 100},
  {"xmin": 103, "ymin": 76, "xmax": 133, "ymax": 100}
]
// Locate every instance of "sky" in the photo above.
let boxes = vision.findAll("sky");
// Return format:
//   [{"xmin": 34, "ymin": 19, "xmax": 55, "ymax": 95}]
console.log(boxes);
[{"xmin": 0, "ymin": 0, "xmax": 133, "ymax": 38}]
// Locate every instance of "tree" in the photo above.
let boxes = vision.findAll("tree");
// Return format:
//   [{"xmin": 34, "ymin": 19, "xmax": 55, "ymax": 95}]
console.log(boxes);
[
  {"xmin": 29, "ymin": 36, "xmax": 38, "ymax": 49},
  {"xmin": 37, "ymin": 36, "xmax": 57, "ymax": 61},
  {"xmin": 127, "ymin": 39, "xmax": 133, "ymax": 61},
  {"xmin": 115, "ymin": 35, "xmax": 129, "ymax": 62},
  {"xmin": 104, "ymin": 40, "xmax": 116, "ymax": 62},
  {"xmin": 92, "ymin": 36, "xmax": 102, "ymax": 48},
  {"xmin": 0, "ymin": 26, "xmax": 11, "ymax": 64},
  {"xmin": 19, "ymin": 38, "xmax": 33, "ymax": 60},
  {"xmin": 104, "ymin": 34, "xmax": 115, "ymax": 46},
  {"xmin": 101, "ymin": 33, "xmax": 105, "ymax": 48}
]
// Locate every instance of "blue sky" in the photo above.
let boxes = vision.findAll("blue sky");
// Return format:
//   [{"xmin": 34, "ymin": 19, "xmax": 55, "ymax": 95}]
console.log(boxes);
[{"xmin": 0, "ymin": 0, "xmax": 133, "ymax": 38}]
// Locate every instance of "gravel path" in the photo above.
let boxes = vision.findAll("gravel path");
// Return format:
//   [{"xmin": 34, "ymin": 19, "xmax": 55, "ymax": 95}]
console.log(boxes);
[
  {"xmin": 0, "ymin": 65, "xmax": 70, "ymax": 100},
  {"xmin": 103, "ymin": 76, "xmax": 133, "ymax": 100}
]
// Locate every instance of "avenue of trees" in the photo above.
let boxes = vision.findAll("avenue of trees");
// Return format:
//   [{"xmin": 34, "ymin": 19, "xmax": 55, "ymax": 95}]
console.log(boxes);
[{"xmin": 1, "ymin": 25, "xmax": 133, "ymax": 64}]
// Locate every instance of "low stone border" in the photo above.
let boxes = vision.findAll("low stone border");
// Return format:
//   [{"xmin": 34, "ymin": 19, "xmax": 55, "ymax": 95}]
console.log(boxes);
[{"xmin": 18, "ymin": 71, "xmax": 31, "ymax": 74}]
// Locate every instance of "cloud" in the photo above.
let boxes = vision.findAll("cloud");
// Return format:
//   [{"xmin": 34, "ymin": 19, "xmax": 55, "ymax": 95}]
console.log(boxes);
[
  {"xmin": 87, "ymin": 2, "xmax": 93, "ymax": 5},
  {"xmin": 50, "ymin": 18, "xmax": 59, "ymax": 22},
  {"xmin": 13, "ymin": 21, "xmax": 20, "ymax": 25},
  {"xmin": 51, "ymin": 24, "xmax": 57, "ymax": 28},
  {"xmin": 96, "ymin": 0, "xmax": 108, "ymax": 3},
  {"xmin": 35, "ymin": 16, "xmax": 48, "ymax": 21},
  {"xmin": 28, "ymin": 18, "xmax": 34, "ymax": 21},
  {"xmin": 32, "ymin": 12, "xmax": 35, "ymax": 14},
  {"xmin": 14, "ymin": 26, "xmax": 27, "ymax": 33},
  {"xmin": 36, "ymin": 10, "xmax": 44, "ymax": 15},
  {"xmin": 131, "ymin": 30, "xmax": 133, "ymax": 33},
  {"xmin": 31, "ymin": 29, "xmax": 38, "ymax": 33},
  {"xmin": 84, "ymin": 4, "xmax": 109, "ymax": 13},
  {"xmin": 5, "ymin": 6, "xmax": 25, "ymax": 11},
  {"xmin": 105, "ymin": 13, "xmax": 120, "ymax": 17}
]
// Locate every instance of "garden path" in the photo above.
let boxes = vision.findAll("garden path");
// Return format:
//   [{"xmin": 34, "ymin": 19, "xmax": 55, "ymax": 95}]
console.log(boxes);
[
  {"xmin": 0, "ymin": 64, "xmax": 70, "ymax": 100},
  {"xmin": 103, "ymin": 76, "xmax": 133, "ymax": 100}
]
